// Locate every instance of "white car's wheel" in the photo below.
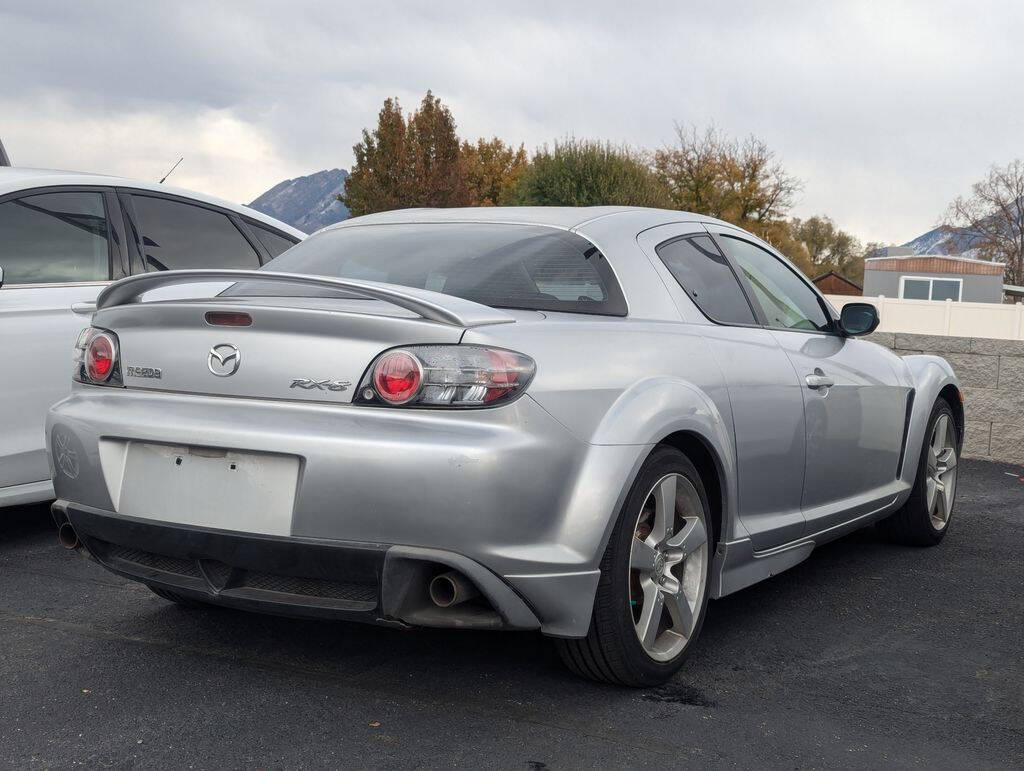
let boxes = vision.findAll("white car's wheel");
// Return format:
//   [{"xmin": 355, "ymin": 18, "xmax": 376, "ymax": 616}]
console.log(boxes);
[{"xmin": 556, "ymin": 446, "xmax": 712, "ymax": 686}]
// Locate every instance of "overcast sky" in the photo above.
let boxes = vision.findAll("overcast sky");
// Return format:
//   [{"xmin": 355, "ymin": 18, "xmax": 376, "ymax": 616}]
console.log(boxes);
[{"xmin": 2, "ymin": 0, "xmax": 1021, "ymax": 244}]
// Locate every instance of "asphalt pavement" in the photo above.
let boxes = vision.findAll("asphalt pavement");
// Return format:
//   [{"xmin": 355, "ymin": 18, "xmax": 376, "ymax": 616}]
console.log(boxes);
[{"xmin": 1, "ymin": 457, "xmax": 1022, "ymax": 769}]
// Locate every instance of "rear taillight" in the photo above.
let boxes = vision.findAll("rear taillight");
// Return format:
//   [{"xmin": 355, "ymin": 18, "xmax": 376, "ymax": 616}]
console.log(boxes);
[
  {"xmin": 355, "ymin": 345, "xmax": 535, "ymax": 408},
  {"xmin": 73, "ymin": 327, "xmax": 123, "ymax": 387},
  {"xmin": 372, "ymin": 350, "xmax": 423, "ymax": 404}
]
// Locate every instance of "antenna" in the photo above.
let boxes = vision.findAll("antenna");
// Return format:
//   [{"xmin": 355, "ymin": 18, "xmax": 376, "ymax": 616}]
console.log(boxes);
[
  {"xmin": 159, "ymin": 157, "xmax": 183, "ymax": 184},
  {"xmin": 0, "ymin": 138, "xmax": 11, "ymax": 167}
]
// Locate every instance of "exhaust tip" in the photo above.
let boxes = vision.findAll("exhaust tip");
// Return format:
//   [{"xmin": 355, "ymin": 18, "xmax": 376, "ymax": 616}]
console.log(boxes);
[
  {"xmin": 57, "ymin": 521, "xmax": 80, "ymax": 550},
  {"xmin": 429, "ymin": 570, "xmax": 480, "ymax": 608}
]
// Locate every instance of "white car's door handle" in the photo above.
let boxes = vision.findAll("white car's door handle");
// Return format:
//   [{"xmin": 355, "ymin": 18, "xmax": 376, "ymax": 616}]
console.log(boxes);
[{"xmin": 805, "ymin": 370, "xmax": 834, "ymax": 390}]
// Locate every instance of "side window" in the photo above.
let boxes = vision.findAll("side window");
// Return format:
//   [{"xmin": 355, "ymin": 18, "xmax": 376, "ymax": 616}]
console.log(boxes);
[
  {"xmin": 0, "ymin": 191, "xmax": 109, "ymax": 284},
  {"xmin": 130, "ymin": 195, "xmax": 260, "ymax": 272},
  {"xmin": 656, "ymin": 235, "xmax": 756, "ymax": 324},
  {"xmin": 721, "ymin": 236, "xmax": 831, "ymax": 332},
  {"xmin": 249, "ymin": 223, "xmax": 298, "ymax": 259}
]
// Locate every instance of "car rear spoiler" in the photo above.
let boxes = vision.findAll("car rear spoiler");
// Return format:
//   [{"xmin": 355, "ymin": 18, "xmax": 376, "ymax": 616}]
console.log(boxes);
[{"xmin": 89, "ymin": 269, "xmax": 515, "ymax": 328}]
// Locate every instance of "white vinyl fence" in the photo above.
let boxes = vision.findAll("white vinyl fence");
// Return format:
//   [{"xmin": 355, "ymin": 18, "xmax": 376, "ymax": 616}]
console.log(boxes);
[{"xmin": 825, "ymin": 295, "xmax": 1024, "ymax": 340}]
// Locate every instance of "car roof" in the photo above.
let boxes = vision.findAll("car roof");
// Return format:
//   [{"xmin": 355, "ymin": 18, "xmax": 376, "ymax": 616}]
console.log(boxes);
[
  {"xmin": 329, "ymin": 205, "xmax": 732, "ymax": 232},
  {"xmin": 0, "ymin": 167, "xmax": 305, "ymax": 239}
]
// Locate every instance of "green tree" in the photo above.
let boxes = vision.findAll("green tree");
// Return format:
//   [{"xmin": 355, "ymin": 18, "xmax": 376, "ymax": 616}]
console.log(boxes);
[{"xmin": 505, "ymin": 139, "xmax": 672, "ymax": 207}]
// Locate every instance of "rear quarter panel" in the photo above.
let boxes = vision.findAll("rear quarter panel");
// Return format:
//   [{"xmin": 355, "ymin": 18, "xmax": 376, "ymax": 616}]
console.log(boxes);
[{"xmin": 463, "ymin": 317, "xmax": 742, "ymax": 541}]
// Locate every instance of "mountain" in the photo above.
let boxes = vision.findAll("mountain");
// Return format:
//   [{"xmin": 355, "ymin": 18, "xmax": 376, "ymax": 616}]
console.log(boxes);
[
  {"xmin": 900, "ymin": 225, "xmax": 985, "ymax": 257},
  {"xmin": 899, "ymin": 199, "xmax": 1024, "ymax": 257},
  {"xmin": 249, "ymin": 168, "xmax": 349, "ymax": 234}
]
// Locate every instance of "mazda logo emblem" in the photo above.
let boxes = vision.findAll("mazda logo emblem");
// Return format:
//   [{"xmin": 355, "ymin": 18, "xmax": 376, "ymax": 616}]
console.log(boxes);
[{"xmin": 208, "ymin": 343, "xmax": 241, "ymax": 377}]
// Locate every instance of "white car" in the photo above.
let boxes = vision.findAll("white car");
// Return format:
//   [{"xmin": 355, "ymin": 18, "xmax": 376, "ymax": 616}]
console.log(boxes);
[{"xmin": 0, "ymin": 167, "xmax": 304, "ymax": 507}]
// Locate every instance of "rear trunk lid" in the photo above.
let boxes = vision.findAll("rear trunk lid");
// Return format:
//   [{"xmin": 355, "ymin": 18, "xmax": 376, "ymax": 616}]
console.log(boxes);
[
  {"xmin": 99, "ymin": 298, "xmax": 463, "ymax": 404},
  {"xmin": 89, "ymin": 270, "xmax": 516, "ymax": 405}
]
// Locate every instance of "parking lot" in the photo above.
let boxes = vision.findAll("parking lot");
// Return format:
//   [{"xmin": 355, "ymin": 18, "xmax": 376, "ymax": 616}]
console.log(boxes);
[{"xmin": 0, "ymin": 457, "xmax": 1021, "ymax": 768}]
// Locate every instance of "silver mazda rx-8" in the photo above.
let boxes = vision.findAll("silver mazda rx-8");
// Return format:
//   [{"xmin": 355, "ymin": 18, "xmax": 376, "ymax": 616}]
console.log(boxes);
[{"xmin": 47, "ymin": 207, "xmax": 961, "ymax": 686}]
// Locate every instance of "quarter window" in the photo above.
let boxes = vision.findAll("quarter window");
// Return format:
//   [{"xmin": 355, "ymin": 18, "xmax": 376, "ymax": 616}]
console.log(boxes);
[
  {"xmin": 656, "ymin": 235, "xmax": 756, "ymax": 324},
  {"xmin": 721, "ymin": 236, "xmax": 831, "ymax": 332},
  {"xmin": 249, "ymin": 223, "xmax": 298, "ymax": 259},
  {"xmin": 130, "ymin": 195, "xmax": 261, "ymax": 272},
  {"xmin": 0, "ymin": 191, "xmax": 109, "ymax": 284}
]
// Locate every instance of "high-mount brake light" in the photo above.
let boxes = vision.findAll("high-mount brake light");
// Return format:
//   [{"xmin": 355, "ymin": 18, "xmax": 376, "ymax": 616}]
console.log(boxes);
[
  {"xmin": 73, "ymin": 327, "xmax": 123, "ymax": 387},
  {"xmin": 205, "ymin": 311, "xmax": 253, "ymax": 327},
  {"xmin": 355, "ymin": 345, "xmax": 536, "ymax": 409}
]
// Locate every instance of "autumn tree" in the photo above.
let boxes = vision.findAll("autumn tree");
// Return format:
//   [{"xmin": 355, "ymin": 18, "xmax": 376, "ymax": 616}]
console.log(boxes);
[
  {"xmin": 789, "ymin": 215, "xmax": 864, "ymax": 281},
  {"xmin": 339, "ymin": 97, "xmax": 409, "ymax": 217},
  {"xmin": 462, "ymin": 138, "xmax": 527, "ymax": 206},
  {"xmin": 342, "ymin": 93, "xmax": 532, "ymax": 214},
  {"xmin": 504, "ymin": 139, "xmax": 672, "ymax": 208},
  {"xmin": 654, "ymin": 124, "xmax": 801, "ymax": 232},
  {"xmin": 652, "ymin": 125, "xmax": 728, "ymax": 217},
  {"xmin": 404, "ymin": 91, "xmax": 468, "ymax": 208},
  {"xmin": 946, "ymin": 159, "xmax": 1024, "ymax": 285}
]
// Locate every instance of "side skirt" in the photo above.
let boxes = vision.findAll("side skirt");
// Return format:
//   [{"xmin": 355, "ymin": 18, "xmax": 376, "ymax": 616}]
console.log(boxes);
[{"xmin": 710, "ymin": 494, "xmax": 901, "ymax": 599}]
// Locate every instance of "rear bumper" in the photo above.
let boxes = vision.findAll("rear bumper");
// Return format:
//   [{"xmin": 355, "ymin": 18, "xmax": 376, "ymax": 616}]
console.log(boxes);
[
  {"xmin": 55, "ymin": 500, "xmax": 542, "ymax": 631},
  {"xmin": 47, "ymin": 387, "xmax": 649, "ymax": 636}
]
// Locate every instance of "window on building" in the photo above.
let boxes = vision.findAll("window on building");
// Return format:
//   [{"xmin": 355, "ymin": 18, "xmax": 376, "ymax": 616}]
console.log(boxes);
[{"xmin": 899, "ymin": 276, "xmax": 962, "ymax": 302}]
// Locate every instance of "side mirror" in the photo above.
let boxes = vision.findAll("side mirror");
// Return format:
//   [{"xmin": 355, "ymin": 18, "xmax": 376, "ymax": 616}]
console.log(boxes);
[{"xmin": 838, "ymin": 302, "xmax": 879, "ymax": 337}]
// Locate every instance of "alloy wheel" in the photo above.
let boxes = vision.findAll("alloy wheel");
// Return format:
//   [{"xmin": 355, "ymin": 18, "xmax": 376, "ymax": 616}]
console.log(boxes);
[
  {"xmin": 629, "ymin": 473, "xmax": 709, "ymax": 662},
  {"xmin": 925, "ymin": 413, "xmax": 958, "ymax": 530}
]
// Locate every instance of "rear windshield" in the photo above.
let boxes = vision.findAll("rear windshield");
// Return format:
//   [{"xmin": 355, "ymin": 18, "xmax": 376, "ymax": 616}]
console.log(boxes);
[{"xmin": 223, "ymin": 223, "xmax": 627, "ymax": 316}]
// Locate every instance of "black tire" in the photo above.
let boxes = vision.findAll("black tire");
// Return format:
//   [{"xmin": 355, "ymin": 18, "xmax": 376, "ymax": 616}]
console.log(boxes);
[
  {"xmin": 149, "ymin": 585, "xmax": 211, "ymax": 608},
  {"xmin": 877, "ymin": 398, "xmax": 959, "ymax": 547},
  {"xmin": 555, "ymin": 446, "xmax": 713, "ymax": 687}
]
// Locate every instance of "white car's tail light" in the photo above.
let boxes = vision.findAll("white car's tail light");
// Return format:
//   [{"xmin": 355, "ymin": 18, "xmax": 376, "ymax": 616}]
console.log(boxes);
[
  {"xmin": 73, "ymin": 327, "xmax": 123, "ymax": 386},
  {"xmin": 355, "ymin": 346, "xmax": 536, "ymax": 408}
]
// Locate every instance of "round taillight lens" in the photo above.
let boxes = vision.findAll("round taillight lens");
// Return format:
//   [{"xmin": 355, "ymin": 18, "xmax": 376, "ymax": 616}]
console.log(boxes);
[
  {"xmin": 372, "ymin": 350, "xmax": 423, "ymax": 404},
  {"xmin": 86, "ymin": 333, "xmax": 116, "ymax": 382}
]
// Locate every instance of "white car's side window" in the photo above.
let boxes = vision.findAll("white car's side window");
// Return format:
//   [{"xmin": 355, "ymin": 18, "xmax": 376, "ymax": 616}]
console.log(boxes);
[
  {"xmin": 0, "ymin": 191, "xmax": 110, "ymax": 285},
  {"xmin": 130, "ymin": 195, "xmax": 262, "ymax": 272}
]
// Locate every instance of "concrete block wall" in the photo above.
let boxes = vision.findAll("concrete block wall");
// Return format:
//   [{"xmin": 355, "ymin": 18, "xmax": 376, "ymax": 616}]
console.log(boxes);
[{"xmin": 865, "ymin": 332, "xmax": 1024, "ymax": 465}]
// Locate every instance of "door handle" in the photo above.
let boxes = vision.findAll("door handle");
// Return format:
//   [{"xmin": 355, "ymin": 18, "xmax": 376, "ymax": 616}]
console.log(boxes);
[{"xmin": 805, "ymin": 369, "xmax": 834, "ymax": 390}]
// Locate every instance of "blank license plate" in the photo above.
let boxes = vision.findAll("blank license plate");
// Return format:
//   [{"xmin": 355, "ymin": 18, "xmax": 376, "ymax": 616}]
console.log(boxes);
[{"xmin": 104, "ymin": 441, "xmax": 300, "ymax": 536}]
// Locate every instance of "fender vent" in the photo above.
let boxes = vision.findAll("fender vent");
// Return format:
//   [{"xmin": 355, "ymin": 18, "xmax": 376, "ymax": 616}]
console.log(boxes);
[{"xmin": 896, "ymin": 389, "xmax": 916, "ymax": 478}]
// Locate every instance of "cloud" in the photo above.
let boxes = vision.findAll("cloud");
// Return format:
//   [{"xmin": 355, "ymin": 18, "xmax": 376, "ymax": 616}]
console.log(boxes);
[
  {"xmin": 0, "ymin": 96, "xmax": 294, "ymax": 202},
  {"xmin": 1, "ymin": 0, "xmax": 1022, "ymax": 242}
]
